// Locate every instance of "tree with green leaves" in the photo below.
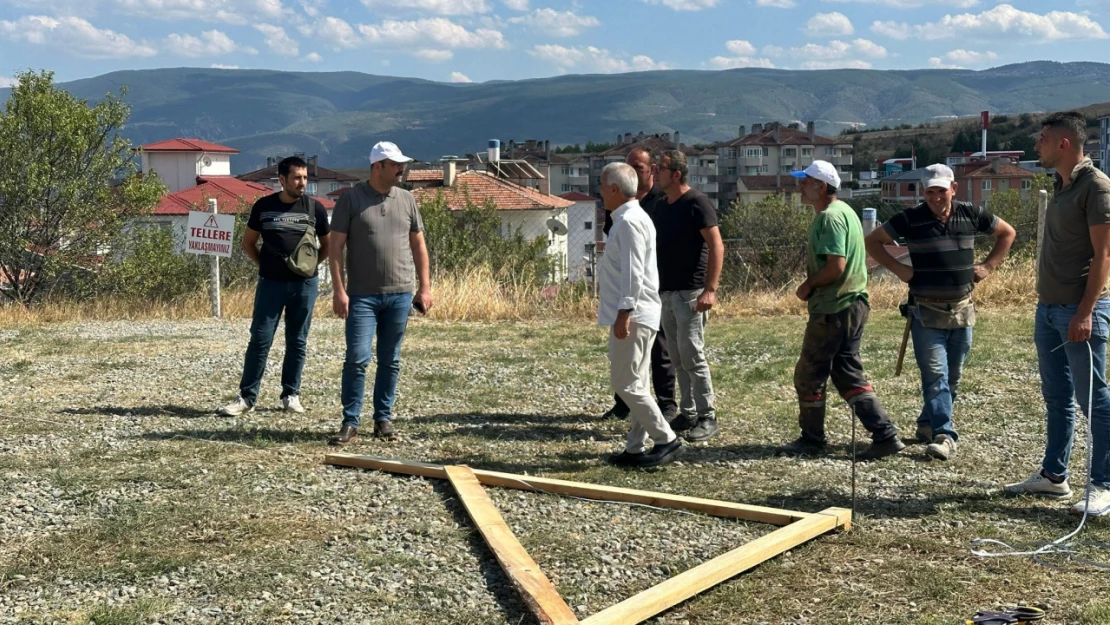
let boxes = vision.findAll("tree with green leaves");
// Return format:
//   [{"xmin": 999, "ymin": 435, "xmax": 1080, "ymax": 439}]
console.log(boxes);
[{"xmin": 0, "ymin": 70, "xmax": 165, "ymax": 304}]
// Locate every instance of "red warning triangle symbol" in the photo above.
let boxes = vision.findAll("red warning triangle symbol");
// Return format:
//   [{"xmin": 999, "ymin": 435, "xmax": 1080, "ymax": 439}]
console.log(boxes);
[{"xmin": 203, "ymin": 214, "xmax": 220, "ymax": 229}]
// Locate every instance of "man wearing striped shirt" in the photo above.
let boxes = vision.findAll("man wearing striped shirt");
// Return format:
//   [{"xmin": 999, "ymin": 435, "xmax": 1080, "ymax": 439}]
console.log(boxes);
[
  {"xmin": 866, "ymin": 163, "xmax": 1016, "ymax": 460},
  {"xmin": 597, "ymin": 162, "xmax": 683, "ymax": 468}
]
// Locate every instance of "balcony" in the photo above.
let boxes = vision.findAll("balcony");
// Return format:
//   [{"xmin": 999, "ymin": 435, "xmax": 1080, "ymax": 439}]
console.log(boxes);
[
  {"xmin": 568, "ymin": 174, "xmax": 589, "ymax": 185},
  {"xmin": 833, "ymin": 155, "xmax": 854, "ymax": 167}
]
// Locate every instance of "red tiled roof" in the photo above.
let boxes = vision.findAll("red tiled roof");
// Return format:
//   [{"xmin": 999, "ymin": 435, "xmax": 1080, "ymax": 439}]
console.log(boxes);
[
  {"xmin": 153, "ymin": 176, "xmax": 335, "ymax": 215},
  {"xmin": 404, "ymin": 169, "xmax": 447, "ymax": 182},
  {"xmin": 139, "ymin": 138, "xmax": 239, "ymax": 153},
  {"xmin": 558, "ymin": 192, "xmax": 596, "ymax": 202},
  {"xmin": 738, "ymin": 175, "xmax": 800, "ymax": 191},
  {"xmin": 239, "ymin": 164, "xmax": 359, "ymax": 183},
  {"xmin": 412, "ymin": 171, "xmax": 574, "ymax": 211},
  {"xmin": 955, "ymin": 161, "xmax": 1035, "ymax": 179}
]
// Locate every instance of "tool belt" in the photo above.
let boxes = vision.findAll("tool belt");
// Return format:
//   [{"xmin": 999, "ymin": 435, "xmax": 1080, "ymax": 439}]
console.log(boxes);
[{"xmin": 909, "ymin": 294, "xmax": 976, "ymax": 329}]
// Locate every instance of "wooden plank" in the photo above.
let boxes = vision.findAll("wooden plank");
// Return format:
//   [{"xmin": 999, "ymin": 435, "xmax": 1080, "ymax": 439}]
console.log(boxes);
[
  {"xmin": 444, "ymin": 466, "xmax": 580, "ymax": 625},
  {"xmin": 325, "ymin": 454, "xmax": 809, "ymax": 526},
  {"xmin": 579, "ymin": 508, "xmax": 846, "ymax": 625}
]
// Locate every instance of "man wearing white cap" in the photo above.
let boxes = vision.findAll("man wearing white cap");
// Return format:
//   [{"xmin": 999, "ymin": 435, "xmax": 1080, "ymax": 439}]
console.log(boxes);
[
  {"xmin": 328, "ymin": 141, "xmax": 433, "ymax": 446},
  {"xmin": 778, "ymin": 160, "xmax": 904, "ymax": 460},
  {"xmin": 867, "ymin": 163, "xmax": 1015, "ymax": 461}
]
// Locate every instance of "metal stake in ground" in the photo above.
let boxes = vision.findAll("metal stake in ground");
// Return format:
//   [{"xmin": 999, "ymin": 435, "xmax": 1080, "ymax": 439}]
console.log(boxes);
[{"xmin": 208, "ymin": 198, "xmax": 221, "ymax": 319}]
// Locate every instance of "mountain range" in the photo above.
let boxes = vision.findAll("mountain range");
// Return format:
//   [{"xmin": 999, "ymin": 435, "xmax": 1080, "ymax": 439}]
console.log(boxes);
[{"xmin": 5, "ymin": 61, "xmax": 1110, "ymax": 174}]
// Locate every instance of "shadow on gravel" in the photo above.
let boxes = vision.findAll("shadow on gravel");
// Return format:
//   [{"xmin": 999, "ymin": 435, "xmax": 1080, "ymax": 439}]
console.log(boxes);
[
  {"xmin": 417, "ymin": 412, "xmax": 607, "ymax": 444},
  {"xmin": 60, "ymin": 404, "xmax": 212, "ymax": 419},
  {"xmin": 699, "ymin": 442, "xmax": 863, "ymax": 462},
  {"xmin": 138, "ymin": 427, "xmax": 326, "ymax": 445},
  {"xmin": 429, "ymin": 479, "xmax": 540, "ymax": 625}
]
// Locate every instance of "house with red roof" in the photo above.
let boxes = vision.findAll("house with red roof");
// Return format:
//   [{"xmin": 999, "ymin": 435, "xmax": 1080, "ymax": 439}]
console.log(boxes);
[
  {"xmin": 405, "ymin": 161, "xmax": 577, "ymax": 280},
  {"xmin": 138, "ymin": 138, "xmax": 240, "ymax": 193}
]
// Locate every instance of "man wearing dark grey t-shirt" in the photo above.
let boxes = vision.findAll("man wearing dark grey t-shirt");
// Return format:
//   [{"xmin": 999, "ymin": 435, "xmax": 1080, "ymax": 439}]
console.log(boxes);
[{"xmin": 327, "ymin": 141, "xmax": 432, "ymax": 446}]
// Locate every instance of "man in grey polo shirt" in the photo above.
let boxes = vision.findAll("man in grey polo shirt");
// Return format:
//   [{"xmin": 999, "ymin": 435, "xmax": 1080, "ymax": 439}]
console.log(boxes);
[{"xmin": 327, "ymin": 141, "xmax": 433, "ymax": 446}]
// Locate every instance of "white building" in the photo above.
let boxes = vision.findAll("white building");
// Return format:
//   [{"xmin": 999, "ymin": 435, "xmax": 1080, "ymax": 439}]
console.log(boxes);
[
  {"xmin": 558, "ymin": 192, "xmax": 602, "ymax": 282},
  {"xmin": 138, "ymin": 138, "xmax": 238, "ymax": 193}
]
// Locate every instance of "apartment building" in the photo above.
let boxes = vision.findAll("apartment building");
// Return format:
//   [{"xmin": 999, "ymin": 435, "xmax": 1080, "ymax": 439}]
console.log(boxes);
[
  {"xmin": 715, "ymin": 122, "xmax": 853, "ymax": 207},
  {"xmin": 880, "ymin": 158, "xmax": 1035, "ymax": 205}
]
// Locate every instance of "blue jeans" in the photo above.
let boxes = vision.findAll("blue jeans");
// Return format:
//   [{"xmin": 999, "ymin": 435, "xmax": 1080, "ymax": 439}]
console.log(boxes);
[
  {"xmin": 910, "ymin": 314, "xmax": 973, "ymax": 442},
  {"xmin": 238, "ymin": 276, "xmax": 319, "ymax": 406},
  {"xmin": 341, "ymin": 292, "xmax": 413, "ymax": 427},
  {"xmin": 1034, "ymin": 299, "xmax": 1110, "ymax": 488}
]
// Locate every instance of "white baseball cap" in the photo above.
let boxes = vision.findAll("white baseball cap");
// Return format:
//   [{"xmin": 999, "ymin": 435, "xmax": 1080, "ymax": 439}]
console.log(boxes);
[
  {"xmin": 370, "ymin": 141, "xmax": 413, "ymax": 165},
  {"xmin": 922, "ymin": 163, "xmax": 955, "ymax": 189},
  {"xmin": 790, "ymin": 160, "xmax": 841, "ymax": 190}
]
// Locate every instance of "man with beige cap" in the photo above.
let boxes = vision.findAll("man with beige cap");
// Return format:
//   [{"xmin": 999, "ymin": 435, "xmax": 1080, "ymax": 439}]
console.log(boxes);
[
  {"xmin": 867, "ymin": 163, "xmax": 1015, "ymax": 461},
  {"xmin": 328, "ymin": 141, "xmax": 432, "ymax": 446}
]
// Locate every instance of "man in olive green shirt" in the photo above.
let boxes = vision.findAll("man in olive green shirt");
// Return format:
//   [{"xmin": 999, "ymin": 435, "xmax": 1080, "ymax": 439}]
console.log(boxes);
[{"xmin": 777, "ymin": 161, "xmax": 904, "ymax": 460}]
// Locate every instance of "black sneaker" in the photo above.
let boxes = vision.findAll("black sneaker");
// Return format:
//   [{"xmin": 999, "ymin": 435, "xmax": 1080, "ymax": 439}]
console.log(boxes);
[
  {"xmin": 373, "ymin": 420, "xmax": 396, "ymax": 439},
  {"xmin": 776, "ymin": 436, "xmax": 828, "ymax": 456},
  {"xmin": 667, "ymin": 412, "xmax": 698, "ymax": 433},
  {"xmin": 641, "ymin": 438, "xmax": 685, "ymax": 468},
  {"xmin": 857, "ymin": 435, "xmax": 905, "ymax": 461},
  {"xmin": 607, "ymin": 450, "xmax": 646, "ymax": 467},
  {"xmin": 685, "ymin": 417, "xmax": 719, "ymax": 442},
  {"xmin": 660, "ymin": 405, "xmax": 679, "ymax": 421},
  {"xmin": 601, "ymin": 404, "xmax": 630, "ymax": 420}
]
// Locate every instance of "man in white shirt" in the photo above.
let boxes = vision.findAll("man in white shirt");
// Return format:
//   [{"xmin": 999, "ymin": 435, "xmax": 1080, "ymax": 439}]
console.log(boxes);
[{"xmin": 598, "ymin": 162, "xmax": 684, "ymax": 468}]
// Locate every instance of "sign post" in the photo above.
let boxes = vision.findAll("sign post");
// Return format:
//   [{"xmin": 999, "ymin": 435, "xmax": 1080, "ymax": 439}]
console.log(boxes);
[{"xmin": 186, "ymin": 199, "xmax": 235, "ymax": 318}]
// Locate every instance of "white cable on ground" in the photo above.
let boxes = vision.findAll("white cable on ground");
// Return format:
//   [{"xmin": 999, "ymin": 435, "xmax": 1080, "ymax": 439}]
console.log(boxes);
[{"xmin": 971, "ymin": 340, "xmax": 1109, "ymax": 569}]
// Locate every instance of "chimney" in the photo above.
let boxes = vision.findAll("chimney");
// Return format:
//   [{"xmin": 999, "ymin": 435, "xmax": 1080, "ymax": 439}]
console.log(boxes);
[
  {"xmin": 991, "ymin": 157, "xmax": 1002, "ymax": 174},
  {"xmin": 309, "ymin": 155, "xmax": 318, "ymax": 177},
  {"xmin": 544, "ymin": 140, "xmax": 550, "ymax": 160},
  {"xmin": 663, "ymin": 132, "xmax": 671, "ymax": 142},
  {"xmin": 508, "ymin": 139, "xmax": 515, "ymax": 159},
  {"xmin": 616, "ymin": 134, "xmax": 622, "ymax": 146},
  {"xmin": 637, "ymin": 131, "xmax": 645, "ymax": 141},
  {"xmin": 739, "ymin": 126, "xmax": 746, "ymax": 138},
  {"xmin": 674, "ymin": 131, "xmax": 681, "ymax": 150},
  {"xmin": 753, "ymin": 123, "xmax": 763, "ymax": 134},
  {"xmin": 807, "ymin": 121, "xmax": 815, "ymax": 141},
  {"xmin": 443, "ymin": 159, "xmax": 457, "ymax": 187},
  {"xmin": 773, "ymin": 124, "xmax": 781, "ymax": 143},
  {"xmin": 625, "ymin": 132, "xmax": 632, "ymax": 143}
]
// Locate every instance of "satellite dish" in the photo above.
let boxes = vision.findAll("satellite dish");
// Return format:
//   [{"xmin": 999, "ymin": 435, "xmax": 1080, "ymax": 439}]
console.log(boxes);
[
  {"xmin": 201, "ymin": 156, "xmax": 213, "ymax": 167},
  {"xmin": 546, "ymin": 218, "xmax": 568, "ymax": 236}
]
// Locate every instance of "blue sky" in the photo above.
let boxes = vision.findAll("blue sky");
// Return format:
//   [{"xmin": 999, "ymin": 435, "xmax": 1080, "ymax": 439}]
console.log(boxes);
[{"xmin": 3, "ymin": 0, "xmax": 1110, "ymax": 86}]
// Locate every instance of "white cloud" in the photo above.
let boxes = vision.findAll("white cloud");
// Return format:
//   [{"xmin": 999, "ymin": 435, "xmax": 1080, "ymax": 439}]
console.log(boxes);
[
  {"xmin": 871, "ymin": 4, "xmax": 1108, "ymax": 41},
  {"xmin": 113, "ymin": 0, "xmax": 288, "ymax": 25},
  {"xmin": 449, "ymin": 71, "xmax": 473, "ymax": 82},
  {"xmin": 299, "ymin": 0, "xmax": 322, "ymax": 16},
  {"xmin": 254, "ymin": 23, "xmax": 299, "ymax": 56},
  {"xmin": 360, "ymin": 0, "xmax": 491, "ymax": 15},
  {"xmin": 765, "ymin": 38, "xmax": 887, "ymax": 69},
  {"xmin": 805, "ymin": 11, "xmax": 854, "ymax": 36},
  {"xmin": 165, "ymin": 29, "xmax": 256, "ymax": 57},
  {"xmin": 928, "ymin": 48, "xmax": 997, "ymax": 68},
  {"xmin": 356, "ymin": 18, "xmax": 507, "ymax": 50},
  {"xmin": 0, "ymin": 75, "xmax": 16, "ymax": 88},
  {"xmin": 301, "ymin": 16, "xmax": 360, "ymax": 49},
  {"xmin": 825, "ymin": 0, "xmax": 977, "ymax": 7},
  {"xmin": 502, "ymin": 0, "xmax": 528, "ymax": 9},
  {"xmin": 508, "ymin": 9, "xmax": 600, "ymax": 37},
  {"xmin": 708, "ymin": 39, "xmax": 775, "ymax": 69},
  {"xmin": 756, "ymin": 0, "xmax": 796, "ymax": 7},
  {"xmin": 0, "ymin": 15, "xmax": 157, "ymax": 58},
  {"xmin": 529, "ymin": 44, "xmax": 670, "ymax": 73},
  {"xmin": 641, "ymin": 0, "xmax": 719, "ymax": 10},
  {"xmin": 210, "ymin": 63, "xmax": 239, "ymax": 69},
  {"xmin": 304, "ymin": 51, "xmax": 322, "ymax": 62},
  {"xmin": 413, "ymin": 48, "xmax": 453, "ymax": 61}
]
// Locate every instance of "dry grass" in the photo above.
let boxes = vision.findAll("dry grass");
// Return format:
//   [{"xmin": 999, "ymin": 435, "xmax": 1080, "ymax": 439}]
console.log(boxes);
[{"xmin": 0, "ymin": 258, "xmax": 1039, "ymax": 325}]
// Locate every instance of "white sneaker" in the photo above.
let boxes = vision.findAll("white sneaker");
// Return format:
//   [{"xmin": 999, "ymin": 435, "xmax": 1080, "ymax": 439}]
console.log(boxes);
[
  {"xmin": 1003, "ymin": 470, "xmax": 1072, "ymax": 499},
  {"xmin": 282, "ymin": 395, "xmax": 305, "ymax": 414},
  {"xmin": 1071, "ymin": 486, "xmax": 1110, "ymax": 516},
  {"xmin": 218, "ymin": 396, "xmax": 253, "ymax": 417},
  {"xmin": 925, "ymin": 434, "xmax": 957, "ymax": 461}
]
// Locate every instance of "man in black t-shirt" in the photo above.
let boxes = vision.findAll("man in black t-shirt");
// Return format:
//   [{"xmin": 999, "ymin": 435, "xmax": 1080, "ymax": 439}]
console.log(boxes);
[
  {"xmin": 866, "ymin": 163, "xmax": 1015, "ymax": 460},
  {"xmin": 654, "ymin": 150, "xmax": 724, "ymax": 442},
  {"xmin": 600, "ymin": 147, "xmax": 678, "ymax": 421},
  {"xmin": 219, "ymin": 156, "xmax": 331, "ymax": 417}
]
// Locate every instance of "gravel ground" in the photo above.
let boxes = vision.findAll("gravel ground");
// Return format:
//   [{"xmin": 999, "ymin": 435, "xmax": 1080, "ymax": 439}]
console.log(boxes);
[{"xmin": 3, "ymin": 314, "xmax": 1110, "ymax": 625}]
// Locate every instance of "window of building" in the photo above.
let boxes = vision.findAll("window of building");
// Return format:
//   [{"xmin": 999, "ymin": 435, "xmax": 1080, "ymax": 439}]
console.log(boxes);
[
  {"xmin": 307, "ymin": 182, "xmax": 317, "ymax": 194},
  {"xmin": 329, "ymin": 182, "xmax": 340, "ymax": 192},
  {"xmin": 578, "ymin": 168, "xmax": 589, "ymax": 176},
  {"xmin": 802, "ymin": 148, "xmax": 814, "ymax": 157},
  {"xmin": 825, "ymin": 147, "xmax": 834, "ymax": 155},
  {"xmin": 726, "ymin": 167, "xmax": 737, "ymax": 176},
  {"xmin": 760, "ymin": 165, "xmax": 768, "ymax": 173},
  {"xmin": 783, "ymin": 148, "xmax": 796, "ymax": 157},
  {"xmin": 746, "ymin": 148, "xmax": 762, "ymax": 158},
  {"xmin": 982, "ymin": 180, "xmax": 991, "ymax": 191},
  {"xmin": 584, "ymin": 221, "xmax": 592, "ymax": 231},
  {"xmin": 725, "ymin": 148, "xmax": 736, "ymax": 158},
  {"xmin": 561, "ymin": 183, "xmax": 570, "ymax": 192},
  {"xmin": 780, "ymin": 165, "xmax": 792, "ymax": 173},
  {"xmin": 1021, "ymin": 179, "xmax": 1032, "ymax": 190}
]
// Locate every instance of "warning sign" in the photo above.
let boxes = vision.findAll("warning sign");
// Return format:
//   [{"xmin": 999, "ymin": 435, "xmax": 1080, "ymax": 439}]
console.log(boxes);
[{"xmin": 186, "ymin": 211, "xmax": 236, "ymax": 258}]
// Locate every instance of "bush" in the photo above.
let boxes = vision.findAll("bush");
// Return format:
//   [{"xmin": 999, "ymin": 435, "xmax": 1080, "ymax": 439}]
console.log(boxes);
[{"xmin": 719, "ymin": 194, "xmax": 813, "ymax": 290}]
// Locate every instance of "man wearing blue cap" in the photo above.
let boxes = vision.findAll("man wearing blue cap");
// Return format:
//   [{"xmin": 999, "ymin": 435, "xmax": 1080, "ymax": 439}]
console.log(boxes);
[{"xmin": 777, "ymin": 160, "xmax": 904, "ymax": 460}]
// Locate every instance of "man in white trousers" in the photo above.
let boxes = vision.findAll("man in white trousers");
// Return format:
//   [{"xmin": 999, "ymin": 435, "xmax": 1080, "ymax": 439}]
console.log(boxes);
[{"xmin": 597, "ymin": 162, "xmax": 684, "ymax": 468}]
